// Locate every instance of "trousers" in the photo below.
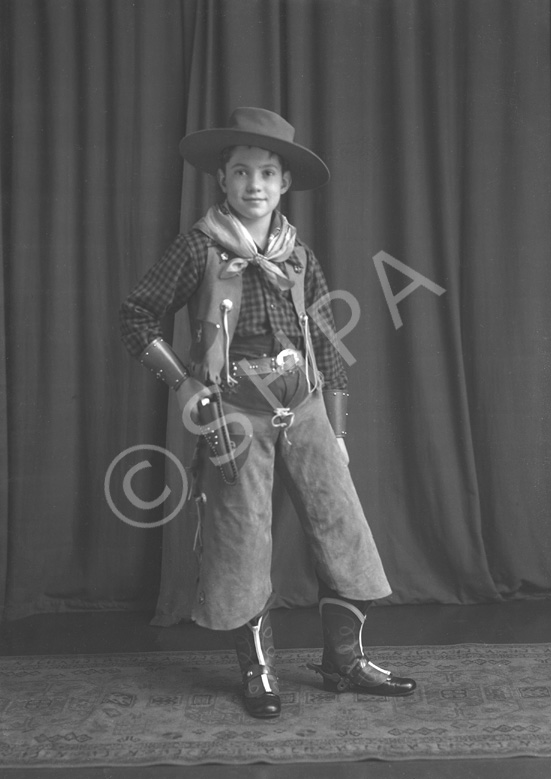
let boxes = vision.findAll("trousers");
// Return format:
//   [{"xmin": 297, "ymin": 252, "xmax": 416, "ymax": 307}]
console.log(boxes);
[{"xmin": 190, "ymin": 368, "xmax": 392, "ymax": 631}]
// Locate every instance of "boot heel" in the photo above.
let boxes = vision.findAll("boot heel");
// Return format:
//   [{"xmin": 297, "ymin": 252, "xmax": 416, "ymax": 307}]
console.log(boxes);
[
  {"xmin": 324, "ymin": 674, "xmax": 351, "ymax": 693},
  {"xmin": 323, "ymin": 677, "xmax": 339, "ymax": 693},
  {"xmin": 307, "ymin": 661, "xmax": 350, "ymax": 693}
]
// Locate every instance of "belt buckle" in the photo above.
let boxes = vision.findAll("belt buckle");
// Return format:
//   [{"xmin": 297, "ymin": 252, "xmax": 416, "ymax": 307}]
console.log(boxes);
[{"xmin": 275, "ymin": 348, "xmax": 300, "ymax": 372}]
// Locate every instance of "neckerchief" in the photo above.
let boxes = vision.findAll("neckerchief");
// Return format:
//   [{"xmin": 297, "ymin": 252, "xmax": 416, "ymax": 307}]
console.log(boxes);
[{"xmin": 194, "ymin": 203, "xmax": 296, "ymax": 290}]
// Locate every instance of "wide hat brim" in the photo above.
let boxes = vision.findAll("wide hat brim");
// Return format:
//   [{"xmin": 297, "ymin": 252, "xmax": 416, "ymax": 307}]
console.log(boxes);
[{"xmin": 179, "ymin": 118, "xmax": 330, "ymax": 191}]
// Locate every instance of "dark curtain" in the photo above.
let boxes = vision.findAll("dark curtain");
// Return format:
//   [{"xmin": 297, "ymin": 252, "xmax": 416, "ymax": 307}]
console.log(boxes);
[{"xmin": 1, "ymin": 0, "xmax": 550, "ymax": 623}]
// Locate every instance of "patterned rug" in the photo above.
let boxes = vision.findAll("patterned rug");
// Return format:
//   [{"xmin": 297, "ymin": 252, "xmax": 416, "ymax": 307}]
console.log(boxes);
[{"xmin": 1, "ymin": 644, "xmax": 551, "ymax": 767}]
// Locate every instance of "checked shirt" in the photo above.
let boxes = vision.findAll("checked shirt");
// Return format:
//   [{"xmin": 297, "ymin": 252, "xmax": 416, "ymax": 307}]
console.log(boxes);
[{"xmin": 120, "ymin": 229, "xmax": 348, "ymax": 390}]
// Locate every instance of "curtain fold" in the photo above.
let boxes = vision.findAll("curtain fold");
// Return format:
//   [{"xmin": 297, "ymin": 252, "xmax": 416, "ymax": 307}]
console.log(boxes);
[
  {"xmin": 1, "ymin": 0, "xmax": 550, "ymax": 623},
  {"xmin": 458, "ymin": 0, "xmax": 551, "ymax": 596},
  {"xmin": 1, "ymin": 0, "xmax": 195, "ymax": 620},
  {"xmin": 0, "ymin": 160, "xmax": 7, "ymax": 617}
]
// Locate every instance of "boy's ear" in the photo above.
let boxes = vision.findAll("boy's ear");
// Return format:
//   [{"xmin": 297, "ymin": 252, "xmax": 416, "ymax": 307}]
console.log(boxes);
[
  {"xmin": 217, "ymin": 169, "xmax": 227, "ymax": 192},
  {"xmin": 281, "ymin": 171, "xmax": 292, "ymax": 194}
]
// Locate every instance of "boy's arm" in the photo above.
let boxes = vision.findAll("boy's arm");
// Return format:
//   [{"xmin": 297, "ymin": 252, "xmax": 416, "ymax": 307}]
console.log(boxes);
[
  {"xmin": 302, "ymin": 247, "xmax": 348, "ymax": 390},
  {"xmin": 119, "ymin": 232, "xmax": 212, "ymax": 420},
  {"xmin": 119, "ymin": 233, "xmax": 203, "ymax": 358}
]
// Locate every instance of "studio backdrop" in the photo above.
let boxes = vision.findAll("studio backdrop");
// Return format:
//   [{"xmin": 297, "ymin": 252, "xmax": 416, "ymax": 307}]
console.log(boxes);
[{"xmin": 1, "ymin": 0, "xmax": 550, "ymax": 623}]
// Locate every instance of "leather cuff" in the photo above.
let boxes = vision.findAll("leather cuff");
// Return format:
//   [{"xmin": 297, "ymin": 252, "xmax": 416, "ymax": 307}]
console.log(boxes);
[
  {"xmin": 139, "ymin": 338, "xmax": 190, "ymax": 390},
  {"xmin": 323, "ymin": 390, "xmax": 349, "ymax": 437}
]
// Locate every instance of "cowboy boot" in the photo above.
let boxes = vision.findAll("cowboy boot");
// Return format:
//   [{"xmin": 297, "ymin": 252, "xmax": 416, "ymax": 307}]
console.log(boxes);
[
  {"xmin": 307, "ymin": 597, "xmax": 416, "ymax": 696},
  {"xmin": 232, "ymin": 611, "xmax": 281, "ymax": 718}
]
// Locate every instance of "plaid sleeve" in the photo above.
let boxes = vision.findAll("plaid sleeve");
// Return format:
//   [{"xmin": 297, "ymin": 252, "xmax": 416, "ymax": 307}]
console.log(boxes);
[
  {"xmin": 302, "ymin": 243, "xmax": 348, "ymax": 390},
  {"xmin": 119, "ymin": 231, "xmax": 207, "ymax": 357}
]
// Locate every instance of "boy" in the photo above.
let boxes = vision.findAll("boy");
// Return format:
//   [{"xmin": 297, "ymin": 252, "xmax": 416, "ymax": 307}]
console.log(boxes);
[{"xmin": 120, "ymin": 107, "xmax": 416, "ymax": 718}]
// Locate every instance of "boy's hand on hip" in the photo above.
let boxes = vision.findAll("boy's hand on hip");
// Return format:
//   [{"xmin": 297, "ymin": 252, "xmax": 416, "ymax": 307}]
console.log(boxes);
[
  {"xmin": 337, "ymin": 437, "xmax": 349, "ymax": 465},
  {"xmin": 176, "ymin": 377, "xmax": 215, "ymax": 430}
]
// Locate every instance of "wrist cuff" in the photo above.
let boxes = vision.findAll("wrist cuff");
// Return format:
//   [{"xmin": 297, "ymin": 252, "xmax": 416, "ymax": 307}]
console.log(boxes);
[
  {"xmin": 139, "ymin": 338, "xmax": 190, "ymax": 390},
  {"xmin": 323, "ymin": 390, "xmax": 349, "ymax": 437}
]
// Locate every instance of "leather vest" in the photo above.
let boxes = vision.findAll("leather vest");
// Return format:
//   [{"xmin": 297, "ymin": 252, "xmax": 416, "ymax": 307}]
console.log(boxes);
[{"xmin": 187, "ymin": 243, "xmax": 311, "ymax": 383}]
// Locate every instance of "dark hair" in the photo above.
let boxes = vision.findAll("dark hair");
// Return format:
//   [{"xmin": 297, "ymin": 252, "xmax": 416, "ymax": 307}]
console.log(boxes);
[{"xmin": 218, "ymin": 146, "xmax": 290, "ymax": 174}]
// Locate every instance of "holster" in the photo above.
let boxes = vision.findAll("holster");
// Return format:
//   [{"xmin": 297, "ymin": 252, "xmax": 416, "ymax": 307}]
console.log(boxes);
[{"xmin": 197, "ymin": 388, "xmax": 238, "ymax": 485}]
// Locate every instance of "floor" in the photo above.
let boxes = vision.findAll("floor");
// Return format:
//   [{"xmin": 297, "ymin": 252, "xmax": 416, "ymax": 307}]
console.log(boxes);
[{"xmin": 1, "ymin": 599, "xmax": 550, "ymax": 779}]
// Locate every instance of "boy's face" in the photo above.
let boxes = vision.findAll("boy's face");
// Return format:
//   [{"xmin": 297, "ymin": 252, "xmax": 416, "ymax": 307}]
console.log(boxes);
[{"xmin": 217, "ymin": 146, "xmax": 291, "ymax": 228}]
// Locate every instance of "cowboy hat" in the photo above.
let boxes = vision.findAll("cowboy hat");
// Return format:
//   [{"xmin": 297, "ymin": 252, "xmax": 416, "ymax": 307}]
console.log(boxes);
[{"xmin": 179, "ymin": 107, "xmax": 330, "ymax": 191}]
